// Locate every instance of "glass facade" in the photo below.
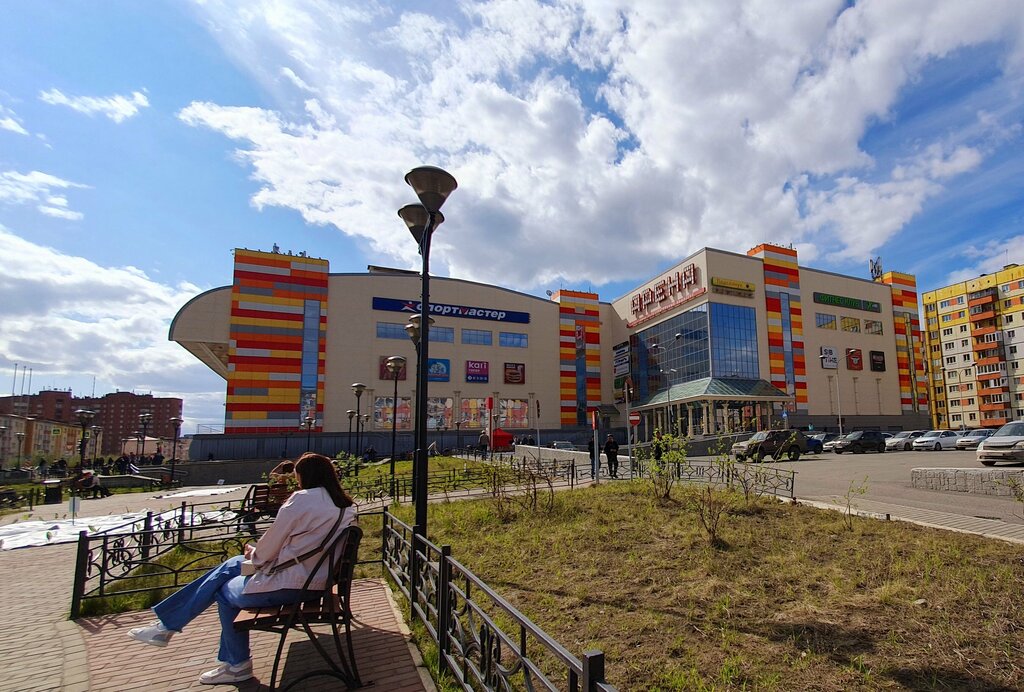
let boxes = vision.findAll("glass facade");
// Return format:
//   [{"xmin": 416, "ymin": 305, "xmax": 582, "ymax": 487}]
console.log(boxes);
[
  {"xmin": 461, "ymin": 328, "xmax": 492, "ymax": 345},
  {"xmin": 630, "ymin": 302, "xmax": 758, "ymax": 401},
  {"xmin": 499, "ymin": 331, "xmax": 528, "ymax": 348}
]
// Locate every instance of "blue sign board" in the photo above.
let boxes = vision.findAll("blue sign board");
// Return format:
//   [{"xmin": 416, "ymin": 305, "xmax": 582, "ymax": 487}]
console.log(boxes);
[
  {"xmin": 373, "ymin": 297, "xmax": 530, "ymax": 324},
  {"xmin": 427, "ymin": 358, "xmax": 450, "ymax": 382}
]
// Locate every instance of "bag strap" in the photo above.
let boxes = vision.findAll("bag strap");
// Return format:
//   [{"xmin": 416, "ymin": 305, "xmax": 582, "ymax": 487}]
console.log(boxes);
[{"xmin": 266, "ymin": 508, "xmax": 345, "ymax": 576}]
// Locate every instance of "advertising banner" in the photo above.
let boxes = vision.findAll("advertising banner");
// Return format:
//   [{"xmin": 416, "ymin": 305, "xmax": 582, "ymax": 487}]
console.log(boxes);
[
  {"xmin": 372, "ymin": 296, "xmax": 530, "ymax": 324},
  {"xmin": 465, "ymin": 360, "xmax": 489, "ymax": 383},
  {"xmin": 819, "ymin": 346, "xmax": 839, "ymax": 369},
  {"xmin": 612, "ymin": 340, "xmax": 630, "ymax": 376},
  {"xmin": 870, "ymin": 351, "xmax": 886, "ymax": 372},
  {"xmin": 846, "ymin": 349, "xmax": 864, "ymax": 371},
  {"xmin": 504, "ymin": 362, "xmax": 526, "ymax": 384},
  {"xmin": 427, "ymin": 358, "xmax": 450, "ymax": 382}
]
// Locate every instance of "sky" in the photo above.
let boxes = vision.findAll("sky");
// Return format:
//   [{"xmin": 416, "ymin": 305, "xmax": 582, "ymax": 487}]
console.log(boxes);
[{"xmin": 2, "ymin": 0, "xmax": 1024, "ymax": 433}]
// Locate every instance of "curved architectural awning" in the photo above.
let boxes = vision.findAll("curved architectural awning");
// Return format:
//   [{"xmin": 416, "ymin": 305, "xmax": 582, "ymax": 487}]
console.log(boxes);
[{"xmin": 634, "ymin": 377, "xmax": 791, "ymax": 410}]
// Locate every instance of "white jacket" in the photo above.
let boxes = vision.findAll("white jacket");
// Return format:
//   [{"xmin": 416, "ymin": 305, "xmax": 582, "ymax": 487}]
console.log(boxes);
[{"xmin": 243, "ymin": 486, "xmax": 357, "ymax": 594}]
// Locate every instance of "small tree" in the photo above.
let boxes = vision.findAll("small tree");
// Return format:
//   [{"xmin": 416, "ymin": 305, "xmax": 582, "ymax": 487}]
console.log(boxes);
[
  {"xmin": 647, "ymin": 431, "xmax": 688, "ymax": 500},
  {"xmin": 843, "ymin": 476, "xmax": 869, "ymax": 531}
]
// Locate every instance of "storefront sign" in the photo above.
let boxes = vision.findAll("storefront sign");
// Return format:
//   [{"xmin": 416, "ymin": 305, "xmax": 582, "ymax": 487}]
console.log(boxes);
[
  {"xmin": 612, "ymin": 341, "xmax": 630, "ymax": 376},
  {"xmin": 711, "ymin": 277, "xmax": 755, "ymax": 293},
  {"xmin": 466, "ymin": 360, "xmax": 489, "ymax": 383},
  {"xmin": 504, "ymin": 362, "xmax": 525, "ymax": 384},
  {"xmin": 372, "ymin": 297, "xmax": 530, "ymax": 324},
  {"xmin": 427, "ymin": 358, "xmax": 450, "ymax": 382},
  {"xmin": 813, "ymin": 292, "xmax": 881, "ymax": 313},
  {"xmin": 378, "ymin": 356, "xmax": 407, "ymax": 380},
  {"xmin": 846, "ymin": 349, "xmax": 864, "ymax": 371},
  {"xmin": 630, "ymin": 263, "xmax": 700, "ymax": 316},
  {"xmin": 820, "ymin": 346, "xmax": 839, "ymax": 369},
  {"xmin": 870, "ymin": 351, "xmax": 886, "ymax": 372}
]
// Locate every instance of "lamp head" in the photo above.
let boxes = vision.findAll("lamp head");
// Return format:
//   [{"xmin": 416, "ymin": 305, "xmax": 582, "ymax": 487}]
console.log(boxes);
[
  {"xmin": 385, "ymin": 355, "xmax": 407, "ymax": 376},
  {"xmin": 138, "ymin": 412, "xmax": 153, "ymax": 425},
  {"xmin": 347, "ymin": 409, "xmax": 356, "ymax": 420},
  {"xmin": 404, "ymin": 166, "xmax": 457, "ymax": 213},
  {"xmin": 169, "ymin": 416, "xmax": 183, "ymax": 430},
  {"xmin": 75, "ymin": 409, "xmax": 96, "ymax": 425},
  {"xmin": 405, "ymin": 314, "xmax": 435, "ymax": 344},
  {"xmin": 397, "ymin": 204, "xmax": 443, "ymax": 247},
  {"xmin": 351, "ymin": 382, "xmax": 367, "ymax": 396}
]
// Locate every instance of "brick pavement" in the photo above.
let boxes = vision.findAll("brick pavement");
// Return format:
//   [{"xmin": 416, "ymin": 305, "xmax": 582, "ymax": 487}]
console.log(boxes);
[{"xmin": 0, "ymin": 486, "xmax": 431, "ymax": 691}]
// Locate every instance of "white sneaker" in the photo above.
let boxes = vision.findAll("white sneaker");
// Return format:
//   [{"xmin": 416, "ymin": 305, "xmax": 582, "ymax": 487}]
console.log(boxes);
[
  {"xmin": 199, "ymin": 660, "xmax": 254, "ymax": 685},
  {"xmin": 127, "ymin": 621, "xmax": 174, "ymax": 647}
]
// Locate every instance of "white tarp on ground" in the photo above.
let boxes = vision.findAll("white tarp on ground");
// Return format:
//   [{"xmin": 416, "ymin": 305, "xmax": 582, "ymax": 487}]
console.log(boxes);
[
  {"xmin": 157, "ymin": 486, "xmax": 244, "ymax": 499},
  {"xmin": 0, "ymin": 507, "xmax": 239, "ymax": 550}
]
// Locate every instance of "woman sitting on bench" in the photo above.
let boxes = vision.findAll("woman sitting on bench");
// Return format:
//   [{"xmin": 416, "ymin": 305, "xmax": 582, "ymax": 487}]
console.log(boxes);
[{"xmin": 127, "ymin": 453, "xmax": 357, "ymax": 685}]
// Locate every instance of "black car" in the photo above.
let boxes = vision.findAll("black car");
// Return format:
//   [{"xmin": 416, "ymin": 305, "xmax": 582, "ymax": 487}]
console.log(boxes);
[{"xmin": 833, "ymin": 430, "xmax": 887, "ymax": 454}]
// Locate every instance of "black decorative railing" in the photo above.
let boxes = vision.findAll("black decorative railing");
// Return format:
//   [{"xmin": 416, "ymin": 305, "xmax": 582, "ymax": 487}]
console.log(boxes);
[{"xmin": 383, "ymin": 512, "xmax": 616, "ymax": 691}]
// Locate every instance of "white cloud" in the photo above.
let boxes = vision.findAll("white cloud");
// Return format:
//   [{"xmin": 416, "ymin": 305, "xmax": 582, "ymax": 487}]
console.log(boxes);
[
  {"xmin": 180, "ymin": 0, "xmax": 1024, "ymax": 290},
  {"xmin": 39, "ymin": 88, "xmax": 150, "ymax": 123},
  {"xmin": 945, "ymin": 233, "xmax": 1024, "ymax": 284},
  {"xmin": 0, "ymin": 104, "xmax": 28, "ymax": 135},
  {"xmin": 0, "ymin": 170, "xmax": 88, "ymax": 220},
  {"xmin": 0, "ymin": 225, "xmax": 224, "ymax": 432}
]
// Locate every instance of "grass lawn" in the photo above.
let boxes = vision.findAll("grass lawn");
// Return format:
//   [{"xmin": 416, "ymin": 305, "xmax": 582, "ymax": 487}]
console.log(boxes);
[{"xmin": 397, "ymin": 480, "xmax": 1024, "ymax": 691}]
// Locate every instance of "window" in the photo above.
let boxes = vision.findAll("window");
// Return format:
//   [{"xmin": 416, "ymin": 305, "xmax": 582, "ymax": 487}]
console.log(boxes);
[
  {"xmin": 1002, "ymin": 283, "xmax": 1011, "ymax": 293},
  {"xmin": 841, "ymin": 316, "xmax": 861, "ymax": 332},
  {"xmin": 942, "ymin": 328, "xmax": 953, "ymax": 336},
  {"xmin": 951, "ymin": 414, "xmax": 962, "ymax": 422},
  {"xmin": 962, "ymin": 354, "xmax": 972, "ymax": 362},
  {"xmin": 461, "ymin": 328, "xmax": 492, "ymax": 345},
  {"xmin": 928, "ymin": 317, "xmax": 937, "ymax": 326},
  {"xmin": 966, "ymin": 398, "xmax": 975, "ymax": 406},
  {"xmin": 1009, "ymin": 330, "xmax": 1016, "ymax": 338},
  {"xmin": 376, "ymin": 322, "xmax": 408, "ymax": 339},
  {"xmin": 939, "ymin": 299, "xmax": 950, "ymax": 308},
  {"xmin": 932, "ymin": 358, "xmax": 942, "ymax": 367},
  {"xmin": 430, "ymin": 325, "xmax": 455, "ymax": 343},
  {"xmin": 1007, "ymin": 314, "xmax": 1015, "ymax": 324},
  {"xmin": 931, "ymin": 344, "xmax": 941, "ymax": 353},
  {"xmin": 961, "ymin": 339, "xmax": 970, "ymax": 347},
  {"xmin": 865, "ymin": 320, "xmax": 883, "ymax": 335},
  {"xmin": 957, "ymin": 296, "xmax": 965, "ymax": 304},
  {"xmin": 1011, "ymin": 345, "xmax": 1019, "ymax": 355},
  {"xmin": 945, "ymin": 356, "xmax": 956, "ymax": 364},
  {"xmin": 499, "ymin": 332, "xmax": 528, "ymax": 348},
  {"xmin": 960, "ymin": 325, "xmax": 968, "ymax": 333},
  {"xmin": 944, "ymin": 342, "xmax": 954, "ymax": 350},
  {"xmin": 816, "ymin": 312, "xmax": 837, "ymax": 330},
  {"xmin": 926, "ymin": 303, "xmax": 936, "ymax": 312}
]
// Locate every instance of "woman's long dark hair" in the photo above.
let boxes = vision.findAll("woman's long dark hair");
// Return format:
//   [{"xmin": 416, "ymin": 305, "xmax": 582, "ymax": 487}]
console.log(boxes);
[{"xmin": 294, "ymin": 453, "xmax": 354, "ymax": 509}]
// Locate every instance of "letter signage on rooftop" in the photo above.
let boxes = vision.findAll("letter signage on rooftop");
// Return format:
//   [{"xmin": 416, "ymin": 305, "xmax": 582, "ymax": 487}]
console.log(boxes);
[
  {"xmin": 372, "ymin": 297, "xmax": 531, "ymax": 324},
  {"xmin": 813, "ymin": 292, "xmax": 881, "ymax": 313},
  {"xmin": 630, "ymin": 263, "xmax": 701, "ymax": 316}
]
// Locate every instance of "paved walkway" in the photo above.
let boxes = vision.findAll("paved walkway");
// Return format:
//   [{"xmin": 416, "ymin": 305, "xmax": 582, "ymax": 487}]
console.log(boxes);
[{"xmin": 0, "ymin": 486, "xmax": 432, "ymax": 692}]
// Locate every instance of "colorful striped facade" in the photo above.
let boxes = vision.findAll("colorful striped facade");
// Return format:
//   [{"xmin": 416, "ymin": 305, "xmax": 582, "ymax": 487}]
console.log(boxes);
[
  {"xmin": 880, "ymin": 271, "xmax": 928, "ymax": 414},
  {"xmin": 226, "ymin": 249, "xmax": 328, "ymax": 434},
  {"xmin": 554, "ymin": 290, "xmax": 601, "ymax": 427},
  {"xmin": 747, "ymin": 244, "xmax": 808, "ymax": 411}
]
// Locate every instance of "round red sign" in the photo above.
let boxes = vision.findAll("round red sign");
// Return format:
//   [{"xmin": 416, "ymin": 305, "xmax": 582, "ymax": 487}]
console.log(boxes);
[{"xmin": 629, "ymin": 412, "xmax": 641, "ymax": 426}]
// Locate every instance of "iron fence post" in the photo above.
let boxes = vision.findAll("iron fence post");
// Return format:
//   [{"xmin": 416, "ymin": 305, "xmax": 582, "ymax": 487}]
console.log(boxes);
[
  {"xmin": 437, "ymin": 544, "xmax": 452, "ymax": 674},
  {"xmin": 142, "ymin": 511, "xmax": 153, "ymax": 560},
  {"xmin": 409, "ymin": 524, "xmax": 420, "ymax": 624},
  {"xmin": 70, "ymin": 529, "xmax": 89, "ymax": 619},
  {"xmin": 582, "ymin": 650, "xmax": 606, "ymax": 690},
  {"xmin": 178, "ymin": 501, "xmax": 187, "ymax": 545}
]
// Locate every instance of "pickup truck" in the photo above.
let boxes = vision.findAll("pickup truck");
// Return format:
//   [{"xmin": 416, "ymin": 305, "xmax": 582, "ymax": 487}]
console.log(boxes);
[{"xmin": 732, "ymin": 429, "xmax": 810, "ymax": 462}]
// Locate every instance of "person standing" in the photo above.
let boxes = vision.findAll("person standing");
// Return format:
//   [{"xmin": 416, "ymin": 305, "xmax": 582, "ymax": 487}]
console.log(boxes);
[
  {"xmin": 478, "ymin": 430, "xmax": 489, "ymax": 459},
  {"xmin": 603, "ymin": 434, "xmax": 620, "ymax": 478},
  {"xmin": 653, "ymin": 430, "xmax": 665, "ymax": 462}
]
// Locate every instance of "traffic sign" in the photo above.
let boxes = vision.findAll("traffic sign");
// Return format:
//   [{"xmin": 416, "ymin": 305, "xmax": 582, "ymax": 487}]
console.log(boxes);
[{"xmin": 629, "ymin": 412, "xmax": 641, "ymax": 426}]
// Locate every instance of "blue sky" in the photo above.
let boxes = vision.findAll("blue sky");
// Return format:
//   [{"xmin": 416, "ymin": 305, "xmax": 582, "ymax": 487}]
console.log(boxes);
[{"xmin": 1, "ymin": 0, "xmax": 1023, "ymax": 431}]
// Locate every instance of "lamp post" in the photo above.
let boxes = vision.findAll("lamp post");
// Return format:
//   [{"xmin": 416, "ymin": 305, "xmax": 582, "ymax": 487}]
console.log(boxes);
[
  {"xmin": 168, "ymin": 416, "xmax": 183, "ymax": 487},
  {"xmin": 454, "ymin": 419, "xmax": 462, "ymax": 451},
  {"xmin": 399, "ymin": 165, "xmax": 457, "ymax": 536},
  {"xmin": 15, "ymin": 431, "xmax": 25, "ymax": 468},
  {"xmin": 404, "ymin": 313, "xmax": 434, "ymax": 499},
  {"xmin": 76, "ymin": 409, "xmax": 96, "ymax": 469},
  {"xmin": 351, "ymin": 383, "xmax": 367, "ymax": 460},
  {"xmin": 819, "ymin": 348, "xmax": 860, "ymax": 435},
  {"xmin": 90, "ymin": 425, "xmax": 102, "ymax": 463},
  {"xmin": 385, "ymin": 356, "xmax": 406, "ymax": 481},
  {"xmin": 346, "ymin": 410, "xmax": 356, "ymax": 455},
  {"xmin": 0, "ymin": 425, "xmax": 6, "ymax": 471},
  {"xmin": 303, "ymin": 415, "xmax": 314, "ymax": 451},
  {"xmin": 138, "ymin": 412, "xmax": 152, "ymax": 458}
]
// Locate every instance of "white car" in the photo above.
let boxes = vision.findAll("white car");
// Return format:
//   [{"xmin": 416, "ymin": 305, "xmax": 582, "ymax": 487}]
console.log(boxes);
[
  {"xmin": 955, "ymin": 428, "xmax": 995, "ymax": 450},
  {"xmin": 885, "ymin": 430, "xmax": 927, "ymax": 451},
  {"xmin": 911, "ymin": 430, "xmax": 960, "ymax": 451},
  {"xmin": 977, "ymin": 420, "xmax": 1024, "ymax": 466}
]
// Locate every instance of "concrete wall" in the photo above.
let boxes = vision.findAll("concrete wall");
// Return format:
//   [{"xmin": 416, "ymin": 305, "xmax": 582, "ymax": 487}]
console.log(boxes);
[{"xmin": 911, "ymin": 467, "xmax": 1024, "ymax": 496}]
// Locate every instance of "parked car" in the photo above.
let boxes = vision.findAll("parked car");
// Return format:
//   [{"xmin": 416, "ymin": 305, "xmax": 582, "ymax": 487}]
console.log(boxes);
[
  {"xmin": 977, "ymin": 420, "xmax": 1024, "ymax": 466},
  {"xmin": 732, "ymin": 429, "xmax": 809, "ymax": 462},
  {"xmin": 550, "ymin": 440, "xmax": 575, "ymax": 450},
  {"xmin": 823, "ymin": 434, "xmax": 846, "ymax": 452},
  {"xmin": 808, "ymin": 433, "xmax": 837, "ymax": 454},
  {"xmin": 955, "ymin": 428, "xmax": 995, "ymax": 450},
  {"xmin": 885, "ymin": 430, "xmax": 927, "ymax": 451},
  {"xmin": 911, "ymin": 430, "xmax": 960, "ymax": 451},
  {"xmin": 833, "ymin": 430, "xmax": 887, "ymax": 454}
]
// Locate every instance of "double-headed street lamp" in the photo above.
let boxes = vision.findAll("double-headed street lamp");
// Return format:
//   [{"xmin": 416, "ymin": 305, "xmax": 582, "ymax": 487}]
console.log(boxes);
[
  {"xmin": 398, "ymin": 165, "xmax": 457, "ymax": 536},
  {"xmin": 90, "ymin": 425, "xmax": 102, "ymax": 462},
  {"xmin": 404, "ymin": 313, "xmax": 434, "ymax": 498},
  {"xmin": 76, "ymin": 409, "xmax": 96, "ymax": 469},
  {"xmin": 168, "ymin": 416, "xmax": 183, "ymax": 486},
  {"xmin": 351, "ymin": 383, "xmax": 367, "ymax": 459},
  {"xmin": 138, "ymin": 412, "xmax": 152, "ymax": 458},
  {"xmin": 385, "ymin": 356, "xmax": 406, "ymax": 478}
]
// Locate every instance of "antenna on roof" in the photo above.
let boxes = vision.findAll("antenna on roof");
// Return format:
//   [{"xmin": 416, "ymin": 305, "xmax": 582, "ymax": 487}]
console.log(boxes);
[{"xmin": 869, "ymin": 257, "xmax": 883, "ymax": 281}]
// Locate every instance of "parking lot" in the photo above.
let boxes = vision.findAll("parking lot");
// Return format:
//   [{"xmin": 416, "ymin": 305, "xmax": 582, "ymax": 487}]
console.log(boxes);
[{"xmin": 694, "ymin": 447, "xmax": 1024, "ymax": 525}]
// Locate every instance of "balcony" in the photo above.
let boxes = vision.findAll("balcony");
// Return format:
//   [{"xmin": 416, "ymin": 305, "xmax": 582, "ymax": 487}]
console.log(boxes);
[
  {"xmin": 979, "ymin": 385, "xmax": 1008, "ymax": 396},
  {"xmin": 971, "ymin": 324, "xmax": 997, "ymax": 336},
  {"xmin": 969, "ymin": 308, "xmax": 996, "ymax": 322},
  {"xmin": 978, "ymin": 370, "xmax": 1007, "ymax": 382},
  {"xmin": 968, "ymin": 292, "xmax": 995, "ymax": 309},
  {"xmin": 976, "ymin": 355, "xmax": 1005, "ymax": 367},
  {"xmin": 980, "ymin": 400, "xmax": 1010, "ymax": 412}
]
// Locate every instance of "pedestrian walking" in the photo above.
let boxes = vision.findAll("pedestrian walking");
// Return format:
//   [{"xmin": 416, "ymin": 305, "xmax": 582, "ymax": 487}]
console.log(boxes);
[{"xmin": 603, "ymin": 434, "xmax": 620, "ymax": 478}]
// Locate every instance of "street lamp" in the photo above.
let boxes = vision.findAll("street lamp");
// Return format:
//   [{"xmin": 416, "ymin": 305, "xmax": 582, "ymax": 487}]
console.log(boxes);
[
  {"xmin": 138, "ymin": 412, "xmax": 152, "ymax": 458},
  {"xmin": 168, "ymin": 416, "xmax": 183, "ymax": 487},
  {"xmin": 346, "ymin": 410, "xmax": 356, "ymax": 455},
  {"xmin": 15, "ymin": 431, "xmax": 25, "ymax": 468},
  {"xmin": 0, "ymin": 425, "xmax": 6, "ymax": 471},
  {"xmin": 303, "ymin": 415, "xmax": 315, "ymax": 451},
  {"xmin": 351, "ymin": 383, "xmax": 367, "ymax": 459},
  {"xmin": 400, "ymin": 164, "xmax": 457, "ymax": 536},
  {"xmin": 76, "ymin": 409, "xmax": 96, "ymax": 469},
  {"xmin": 90, "ymin": 425, "xmax": 102, "ymax": 463},
  {"xmin": 385, "ymin": 356, "xmax": 406, "ymax": 479}
]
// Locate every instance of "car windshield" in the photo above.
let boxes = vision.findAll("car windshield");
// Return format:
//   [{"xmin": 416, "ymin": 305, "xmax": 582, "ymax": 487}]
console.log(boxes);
[
  {"xmin": 920, "ymin": 431, "xmax": 942, "ymax": 438},
  {"xmin": 891, "ymin": 432, "xmax": 910, "ymax": 439},
  {"xmin": 847, "ymin": 432, "xmax": 863, "ymax": 439},
  {"xmin": 993, "ymin": 422, "xmax": 1024, "ymax": 438},
  {"xmin": 966, "ymin": 430, "xmax": 991, "ymax": 438}
]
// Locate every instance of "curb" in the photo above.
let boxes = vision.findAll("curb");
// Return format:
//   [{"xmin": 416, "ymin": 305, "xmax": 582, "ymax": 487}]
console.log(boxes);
[
  {"xmin": 378, "ymin": 577, "xmax": 438, "ymax": 692},
  {"xmin": 55, "ymin": 618, "xmax": 91, "ymax": 692}
]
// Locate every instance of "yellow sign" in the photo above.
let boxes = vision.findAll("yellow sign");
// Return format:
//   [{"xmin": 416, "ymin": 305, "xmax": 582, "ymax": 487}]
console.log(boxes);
[{"xmin": 711, "ymin": 277, "xmax": 755, "ymax": 292}]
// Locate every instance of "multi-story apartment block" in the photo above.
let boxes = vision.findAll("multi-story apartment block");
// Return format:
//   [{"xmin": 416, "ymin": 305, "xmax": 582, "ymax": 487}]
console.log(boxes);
[{"xmin": 922, "ymin": 262, "xmax": 1024, "ymax": 429}]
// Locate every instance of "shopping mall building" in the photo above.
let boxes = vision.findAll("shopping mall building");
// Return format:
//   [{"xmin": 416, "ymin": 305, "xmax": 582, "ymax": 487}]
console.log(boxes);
[{"xmin": 170, "ymin": 244, "xmax": 930, "ymax": 457}]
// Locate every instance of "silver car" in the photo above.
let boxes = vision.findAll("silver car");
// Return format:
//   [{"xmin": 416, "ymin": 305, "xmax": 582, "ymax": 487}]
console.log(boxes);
[
  {"xmin": 885, "ymin": 430, "xmax": 926, "ymax": 451},
  {"xmin": 955, "ymin": 428, "xmax": 994, "ymax": 450},
  {"xmin": 911, "ymin": 430, "xmax": 960, "ymax": 451},
  {"xmin": 977, "ymin": 420, "xmax": 1024, "ymax": 466}
]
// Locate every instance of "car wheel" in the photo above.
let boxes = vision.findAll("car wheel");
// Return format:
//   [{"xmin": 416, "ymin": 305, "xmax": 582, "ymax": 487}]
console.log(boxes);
[
  {"xmin": 877, "ymin": 443, "xmax": 886, "ymax": 453},
  {"xmin": 735, "ymin": 454, "xmax": 745, "ymax": 462},
  {"xmin": 835, "ymin": 448, "xmax": 843, "ymax": 454},
  {"xmin": 980, "ymin": 459, "xmax": 996, "ymax": 467},
  {"xmin": 788, "ymin": 447, "xmax": 800, "ymax": 461},
  {"xmin": 933, "ymin": 442, "xmax": 941, "ymax": 451},
  {"xmin": 853, "ymin": 444, "xmax": 864, "ymax": 454},
  {"xmin": 904, "ymin": 442, "xmax": 912, "ymax": 451},
  {"xmin": 756, "ymin": 450, "xmax": 766, "ymax": 463}
]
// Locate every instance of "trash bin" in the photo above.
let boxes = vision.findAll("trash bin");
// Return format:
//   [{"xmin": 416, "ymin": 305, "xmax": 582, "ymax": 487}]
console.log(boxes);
[{"xmin": 43, "ymin": 480, "xmax": 63, "ymax": 504}]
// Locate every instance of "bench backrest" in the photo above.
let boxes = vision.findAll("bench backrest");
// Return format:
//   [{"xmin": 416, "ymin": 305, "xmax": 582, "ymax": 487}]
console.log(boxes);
[{"xmin": 300, "ymin": 524, "xmax": 363, "ymax": 613}]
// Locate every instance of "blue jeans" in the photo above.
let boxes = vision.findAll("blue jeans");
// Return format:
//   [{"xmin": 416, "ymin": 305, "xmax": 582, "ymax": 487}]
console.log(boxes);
[{"xmin": 153, "ymin": 555, "xmax": 304, "ymax": 665}]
